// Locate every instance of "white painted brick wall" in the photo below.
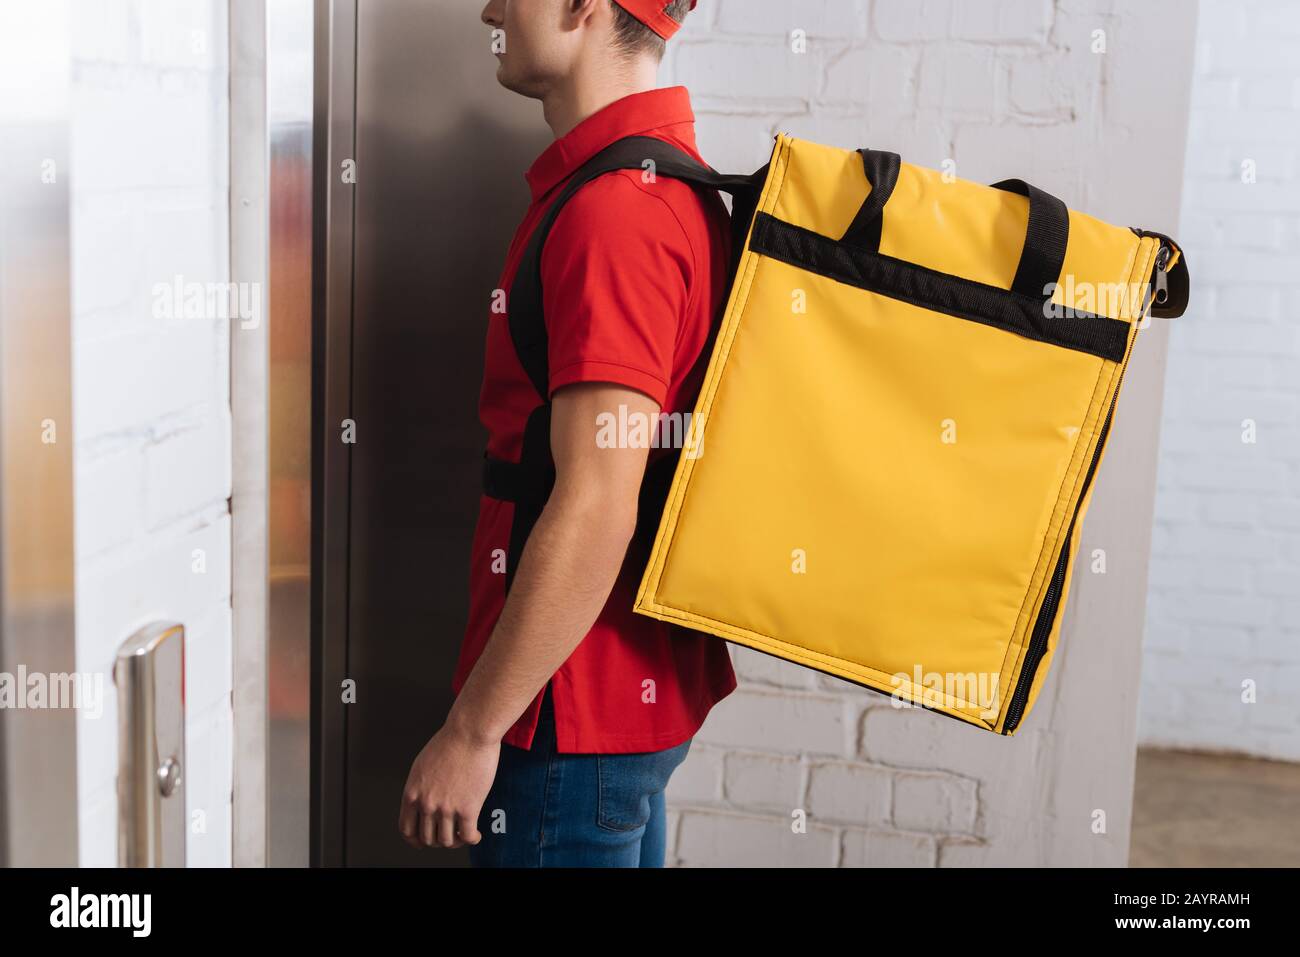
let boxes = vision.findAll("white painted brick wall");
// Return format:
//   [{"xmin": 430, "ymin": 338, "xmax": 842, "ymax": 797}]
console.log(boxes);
[
  {"xmin": 661, "ymin": 0, "xmax": 1196, "ymax": 867},
  {"xmin": 70, "ymin": 0, "xmax": 232, "ymax": 867},
  {"xmin": 1141, "ymin": 0, "xmax": 1300, "ymax": 762}
]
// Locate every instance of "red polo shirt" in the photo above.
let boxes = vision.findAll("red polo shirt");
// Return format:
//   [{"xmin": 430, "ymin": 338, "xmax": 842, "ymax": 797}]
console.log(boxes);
[{"xmin": 450, "ymin": 86, "xmax": 738, "ymax": 754}]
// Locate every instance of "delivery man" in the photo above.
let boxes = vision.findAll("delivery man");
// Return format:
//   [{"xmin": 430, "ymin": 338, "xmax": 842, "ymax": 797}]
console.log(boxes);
[{"xmin": 398, "ymin": 0, "xmax": 737, "ymax": 867}]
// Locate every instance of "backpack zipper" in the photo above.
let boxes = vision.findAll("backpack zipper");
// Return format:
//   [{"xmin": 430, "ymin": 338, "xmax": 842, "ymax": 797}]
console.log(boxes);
[
  {"xmin": 1001, "ymin": 236, "xmax": 1169, "ymax": 734},
  {"xmin": 1000, "ymin": 394, "xmax": 1115, "ymax": 734},
  {"xmin": 1152, "ymin": 244, "xmax": 1171, "ymax": 306},
  {"xmin": 1130, "ymin": 227, "xmax": 1174, "ymax": 311}
]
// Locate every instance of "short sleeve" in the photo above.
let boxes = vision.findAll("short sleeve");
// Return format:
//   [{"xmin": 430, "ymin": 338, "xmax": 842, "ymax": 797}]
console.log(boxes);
[{"xmin": 539, "ymin": 172, "xmax": 695, "ymax": 407}]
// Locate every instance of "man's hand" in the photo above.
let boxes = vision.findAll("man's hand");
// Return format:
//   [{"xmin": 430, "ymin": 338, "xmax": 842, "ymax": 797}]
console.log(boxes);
[
  {"xmin": 397, "ymin": 719, "xmax": 501, "ymax": 850},
  {"xmin": 397, "ymin": 382, "xmax": 660, "ymax": 850}
]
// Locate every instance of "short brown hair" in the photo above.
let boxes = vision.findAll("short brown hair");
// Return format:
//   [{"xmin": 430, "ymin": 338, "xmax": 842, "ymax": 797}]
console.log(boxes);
[{"xmin": 609, "ymin": 1, "xmax": 692, "ymax": 61}]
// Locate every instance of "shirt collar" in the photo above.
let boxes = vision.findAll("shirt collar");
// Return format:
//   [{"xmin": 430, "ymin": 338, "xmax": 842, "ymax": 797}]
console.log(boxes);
[{"xmin": 524, "ymin": 85, "xmax": 696, "ymax": 202}]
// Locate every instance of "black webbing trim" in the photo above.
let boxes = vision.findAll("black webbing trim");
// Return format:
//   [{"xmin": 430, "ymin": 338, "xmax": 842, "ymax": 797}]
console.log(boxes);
[
  {"xmin": 840, "ymin": 149, "xmax": 901, "ymax": 253},
  {"xmin": 750, "ymin": 212, "xmax": 1129, "ymax": 362},
  {"xmin": 990, "ymin": 178, "xmax": 1070, "ymax": 301}
]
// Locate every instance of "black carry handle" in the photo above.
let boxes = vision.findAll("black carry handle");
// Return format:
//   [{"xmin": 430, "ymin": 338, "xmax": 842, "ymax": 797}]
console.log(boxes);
[
  {"xmin": 840, "ymin": 149, "xmax": 901, "ymax": 254},
  {"xmin": 841, "ymin": 148, "xmax": 1071, "ymax": 303},
  {"xmin": 989, "ymin": 178, "xmax": 1071, "ymax": 301}
]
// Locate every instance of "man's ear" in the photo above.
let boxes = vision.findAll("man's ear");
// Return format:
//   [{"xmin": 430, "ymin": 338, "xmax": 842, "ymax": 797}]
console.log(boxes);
[
  {"xmin": 565, "ymin": 0, "xmax": 606, "ymax": 31},
  {"xmin": 575, "ymin": 0, "xmax": 604, "ymax": 13}
]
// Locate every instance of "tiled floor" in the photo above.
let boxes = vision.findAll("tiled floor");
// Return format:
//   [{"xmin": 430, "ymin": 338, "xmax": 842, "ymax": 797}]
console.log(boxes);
[{"xmin": 1130, "ymin": 748, "xmax": 1300, "ymax": 867}]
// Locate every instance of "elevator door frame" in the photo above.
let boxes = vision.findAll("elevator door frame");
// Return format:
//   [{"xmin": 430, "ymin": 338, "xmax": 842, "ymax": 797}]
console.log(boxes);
[
  {"xmin": 311, "ymin": 0, "xmax": 356, "ymax": 868},
  {"xmin": 308, "ymin": 0, "xmax": 555, "ymax": 867}
]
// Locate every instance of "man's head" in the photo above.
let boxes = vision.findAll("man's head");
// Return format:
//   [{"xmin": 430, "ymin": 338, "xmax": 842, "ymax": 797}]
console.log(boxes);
[
  {"xmin": 482, "ymin": 0, "xmax": 693, "ymax": 99},
  {"xmin": 609, "ymin": 0, "xmax": 694, "ymax": 59}
]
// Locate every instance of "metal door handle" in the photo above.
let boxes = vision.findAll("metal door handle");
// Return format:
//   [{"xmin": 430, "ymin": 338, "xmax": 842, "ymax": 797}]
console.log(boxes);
[{"xmin": 114, "ymin": 622, "xmax": 186, "ymax": 867}]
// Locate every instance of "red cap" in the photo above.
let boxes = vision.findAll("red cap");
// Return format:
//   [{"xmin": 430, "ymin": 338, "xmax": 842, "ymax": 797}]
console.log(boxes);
[{"xmin": 617, "ymin": 0, "xmax": 696, "ymax": 40}]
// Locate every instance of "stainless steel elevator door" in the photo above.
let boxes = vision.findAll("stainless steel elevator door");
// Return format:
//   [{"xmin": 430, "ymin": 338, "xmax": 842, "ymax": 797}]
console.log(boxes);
[{"xmin": 340, "ymin": 0, "xmax": 550, "ymax": 865}]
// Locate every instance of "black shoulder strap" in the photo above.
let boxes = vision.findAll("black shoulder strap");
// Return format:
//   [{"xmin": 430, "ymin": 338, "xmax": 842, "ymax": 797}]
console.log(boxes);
[
  {"xmin": 507, "ymin": 135, "xmax": 759, "ymax": 401},
  {"xmin": 491, "ymin": 135, "xmax": 764, "ymax": 593}
]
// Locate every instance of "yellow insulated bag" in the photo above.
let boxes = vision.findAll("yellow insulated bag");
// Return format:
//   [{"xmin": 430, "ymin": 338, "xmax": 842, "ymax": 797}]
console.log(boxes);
[{"xmin": 491, "ymin": 132, "xmax": 1188, "ymax": 737}]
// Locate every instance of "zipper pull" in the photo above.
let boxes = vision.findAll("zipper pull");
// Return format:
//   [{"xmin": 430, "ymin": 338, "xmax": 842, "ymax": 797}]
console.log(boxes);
[{"xmin": 1153, "ymin": 244, "xmax": 1171, "ymax": 306}]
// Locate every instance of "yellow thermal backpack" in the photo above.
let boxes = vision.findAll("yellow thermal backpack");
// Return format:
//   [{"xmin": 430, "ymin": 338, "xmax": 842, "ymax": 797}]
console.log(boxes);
[{"xmin": 488, "ymin": 132, "xmax": 1189, "ymax": 736}]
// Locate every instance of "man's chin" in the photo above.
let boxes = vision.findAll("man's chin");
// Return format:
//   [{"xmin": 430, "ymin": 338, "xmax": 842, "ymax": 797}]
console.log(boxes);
[{"xmin": 494, "ymin": 65, "xmax": 545, "ymax": 100}]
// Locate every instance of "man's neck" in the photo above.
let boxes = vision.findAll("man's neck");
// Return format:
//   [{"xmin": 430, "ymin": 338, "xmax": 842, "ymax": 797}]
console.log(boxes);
[{"xmin": 541, "ymin": 58, "xmax": 660, "ymax": 140}]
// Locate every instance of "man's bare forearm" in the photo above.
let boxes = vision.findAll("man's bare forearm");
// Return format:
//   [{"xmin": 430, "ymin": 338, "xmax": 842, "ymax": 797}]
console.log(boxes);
[{"xmin": 447, "ymin": 481, "xmax": 637, "ymax": 745}]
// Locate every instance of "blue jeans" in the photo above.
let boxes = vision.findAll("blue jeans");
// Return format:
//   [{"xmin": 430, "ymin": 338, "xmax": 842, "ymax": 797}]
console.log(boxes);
[{"xmin": 467, "ymin": 683, "xmax": 692, "ymax": 867}]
